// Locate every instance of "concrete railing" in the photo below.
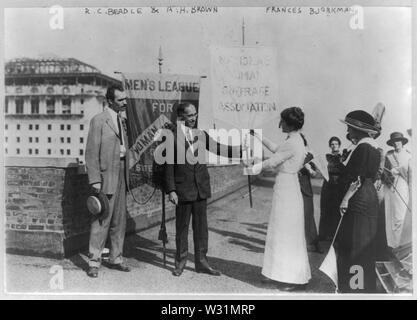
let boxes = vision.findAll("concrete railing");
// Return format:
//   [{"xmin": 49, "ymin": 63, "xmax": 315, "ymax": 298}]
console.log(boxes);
[{"xmin": 4, "ymin": 157, "xmax": 248, "ymax": 258}]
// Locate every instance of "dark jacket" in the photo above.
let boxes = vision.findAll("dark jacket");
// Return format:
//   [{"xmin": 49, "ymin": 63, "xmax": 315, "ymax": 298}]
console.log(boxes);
[{"xmin": 164, "ymin": 127, "xmax": 241, "ymax": 202}]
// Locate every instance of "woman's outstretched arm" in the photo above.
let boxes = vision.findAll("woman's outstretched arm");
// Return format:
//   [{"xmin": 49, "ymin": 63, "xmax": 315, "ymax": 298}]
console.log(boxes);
[{"xmin": 252, "ymin": 131, "xmax": 279, "ymax": 153}]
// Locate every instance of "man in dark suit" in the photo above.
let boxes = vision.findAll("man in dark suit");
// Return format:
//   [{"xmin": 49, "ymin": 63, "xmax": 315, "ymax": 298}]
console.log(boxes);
[
  {"xmin": 85, "ymin": 84, "xmax": 131, "ymax": 278},
  {"xmin": 164, "ymin": 102, "xmax": 242, "ymax": 277}
]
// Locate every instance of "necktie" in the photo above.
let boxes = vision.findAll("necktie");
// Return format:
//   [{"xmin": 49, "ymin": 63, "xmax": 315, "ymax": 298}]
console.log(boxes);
[
  {"xmin": 186, "ymin": 128, "xmax": 199, "ymax": 157},
  {"xmin": 117, "ymin": 114, "xmax": 124, "ymax": 146}
]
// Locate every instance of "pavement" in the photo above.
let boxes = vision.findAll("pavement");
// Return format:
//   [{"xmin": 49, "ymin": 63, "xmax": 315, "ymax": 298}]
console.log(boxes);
[{"xmin": 5, "ymin": 177, "xmax": 335, "ymax": 296}]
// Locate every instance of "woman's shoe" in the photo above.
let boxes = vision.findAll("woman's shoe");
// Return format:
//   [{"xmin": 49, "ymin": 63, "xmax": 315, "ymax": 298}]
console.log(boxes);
[{"xmin": 277, "ymin": 282, "xmax": 307, "ymax": 292}]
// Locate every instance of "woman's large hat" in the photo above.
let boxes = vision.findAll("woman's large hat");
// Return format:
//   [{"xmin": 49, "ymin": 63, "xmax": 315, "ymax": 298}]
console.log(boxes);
[
  {"xmin": 339, "ymin": 110, "xmax": 379, "ymax": 134},
  {"xmin": 86, "ymin": 190, "xmax": 110, "ymax": 222},
  {"xmin": 387, "ymin": 132, "xmax": 408, "ymax": 146}
]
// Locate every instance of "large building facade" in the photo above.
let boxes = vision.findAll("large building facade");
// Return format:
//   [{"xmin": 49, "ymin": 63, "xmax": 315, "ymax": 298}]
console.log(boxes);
[{"xmin": 4, "ymin": 57, "xmax": 121, "ymax": 162}]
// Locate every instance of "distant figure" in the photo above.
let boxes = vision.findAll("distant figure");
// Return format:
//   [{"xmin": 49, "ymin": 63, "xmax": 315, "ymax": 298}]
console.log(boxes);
[
  {"xmin": 251, "ymin": 107, "xmax": 311, "ymax": 292},
  {"xmin": 319, "ymin": 137, "xmax": 344, "ymax": 242},
  {"xmin": 383, "ymin": 132, "xmax": 411, "ymax": 249},
  {"xmin": 337, "ymin": 110, "xmax": 380, "ymax": 293},
  {"xmin": 298, "ymin": 151, "xmax": 320, "ymax": 252}
]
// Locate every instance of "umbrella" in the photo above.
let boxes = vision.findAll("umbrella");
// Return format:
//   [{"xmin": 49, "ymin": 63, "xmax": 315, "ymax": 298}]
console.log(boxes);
[{"xmin": 158, "ymin": 191, "xmax": 168, "ymax": 266}]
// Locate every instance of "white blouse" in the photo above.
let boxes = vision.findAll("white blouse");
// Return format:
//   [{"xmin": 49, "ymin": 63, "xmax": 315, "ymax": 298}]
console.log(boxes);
[{"xmin": 252, "ymin": 131, "xmax": 306, "ymax": 174}]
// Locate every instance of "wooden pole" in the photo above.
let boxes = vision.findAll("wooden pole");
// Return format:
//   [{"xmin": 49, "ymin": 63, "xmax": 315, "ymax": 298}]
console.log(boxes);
[
  {"xmin": 158, "ymin": 46, "xmax": 167, "ymax": 267},
  {"xmin": 242, "ymin": 17, "xmax": 253, "ymax": 208}
]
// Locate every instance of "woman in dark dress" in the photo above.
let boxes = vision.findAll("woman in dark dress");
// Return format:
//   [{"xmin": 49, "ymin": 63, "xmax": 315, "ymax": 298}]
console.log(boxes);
[
  {"xmin": 319, "ymin": 137, "xmax": 344, "ymax": 241},
  {"xmin": 337, "ymin": 110, "xmax": 380, "ymax": 293},
  {"xmin": 299, "ymin": 150, "xmax": 320, "ymax": 252}
]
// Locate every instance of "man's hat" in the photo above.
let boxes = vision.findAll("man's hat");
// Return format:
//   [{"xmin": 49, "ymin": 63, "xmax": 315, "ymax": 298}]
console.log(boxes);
[
  {"xmin": 86, "ymin": 191, "xmax": 110, "ymax": 221},
  {"xmin": 387, "ymin": 132, "xmax": 408, "ymax": 147},
  {"xmin": 339, "ymin": 110, "xmax": 379, "ymax": 134}
]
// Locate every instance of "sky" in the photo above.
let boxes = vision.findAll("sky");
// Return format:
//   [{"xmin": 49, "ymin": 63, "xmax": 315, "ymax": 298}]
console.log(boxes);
[{"xmin": 4, "ymin": 6, "xmax": 412, "ymax": 156}]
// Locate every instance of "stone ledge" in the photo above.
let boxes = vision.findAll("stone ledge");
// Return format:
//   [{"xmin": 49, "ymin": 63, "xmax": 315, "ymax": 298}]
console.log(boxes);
[
  {"xmin": 4, "ymin": 156, "xmax": 81, "ymax": 168},
  {"xmin": 6, "ymin": 230, "xmax": 65, "ymax": 259},
  {"xmin": 4, "ymin": 156, "xmax": 239, "ymax": 170}
]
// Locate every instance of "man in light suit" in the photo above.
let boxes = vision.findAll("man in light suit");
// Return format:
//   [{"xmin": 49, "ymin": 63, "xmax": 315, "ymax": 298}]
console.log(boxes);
[
  {"xmin": 164, "ymin": 102, "xmax": 242, "ymax": 277},
  {"xmin": 85, "ymin": 84, "xmax": 131, "ymax": 278}
]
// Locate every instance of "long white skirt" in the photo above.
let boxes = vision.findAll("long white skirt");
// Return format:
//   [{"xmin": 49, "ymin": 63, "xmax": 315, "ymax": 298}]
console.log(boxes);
[
  {"xmin": 262, "ymin": 172, "xmax": 311, "ymax": 284},
  {"xmin": 385, "ymin": 177, "xmax": 410, "ymax": 248}
]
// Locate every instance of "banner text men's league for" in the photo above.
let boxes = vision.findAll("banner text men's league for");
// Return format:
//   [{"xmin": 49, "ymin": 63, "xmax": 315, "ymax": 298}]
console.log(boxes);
[{"xmin": 122, "ymin": 73, "xmax": 200, "ymax": 190}]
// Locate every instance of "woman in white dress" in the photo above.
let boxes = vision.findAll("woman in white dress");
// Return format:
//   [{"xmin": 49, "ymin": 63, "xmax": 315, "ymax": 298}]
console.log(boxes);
[
  {"xmin": 383, "ymin": 132, "xmax": 412, "ymax": 249},
  {"xmin": 251, "ymin": 107, "xmax": 311, "ymax": 291}
]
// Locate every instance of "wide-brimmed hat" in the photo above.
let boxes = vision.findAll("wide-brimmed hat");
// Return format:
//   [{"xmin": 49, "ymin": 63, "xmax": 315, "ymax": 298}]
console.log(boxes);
[
  {"xmin": 387, "ymin": 132, "xmax": 408, "ymax": 146},
  {"xmin": 339, "ymin": 110, "xmax": 378, "ymax": 134},
  {"xmin": 86, "ymin": 190, "xmax": 110, "ymax": 221}
]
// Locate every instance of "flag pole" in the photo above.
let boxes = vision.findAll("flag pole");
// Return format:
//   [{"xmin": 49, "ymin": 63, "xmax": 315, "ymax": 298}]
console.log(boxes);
[
  {"xmin": 157, "ymin": 46, "xmax": 168, "ymax": 267},
  {"xmin": 331, "ymin": 214, "xmax": 344, "ymax": 248},
  {"xmin": 242, "ymin": 17, "xmax": 253, "ymax": 208}
]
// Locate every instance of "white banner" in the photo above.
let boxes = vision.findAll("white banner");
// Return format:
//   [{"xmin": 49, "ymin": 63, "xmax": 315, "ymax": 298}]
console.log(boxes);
[{"xmin": 210, "ymin": 46, "xmax": 280, "ymax": 129}]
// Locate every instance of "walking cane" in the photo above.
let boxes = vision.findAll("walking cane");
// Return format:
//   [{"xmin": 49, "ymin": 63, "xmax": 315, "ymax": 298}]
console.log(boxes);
[
  {"xmin": 158, "ymin": 190, "xmax": 168, "ymax": 267},
  {"xmin": 383, "ymin": 167, "xmax": 412, "ymax": 213}
]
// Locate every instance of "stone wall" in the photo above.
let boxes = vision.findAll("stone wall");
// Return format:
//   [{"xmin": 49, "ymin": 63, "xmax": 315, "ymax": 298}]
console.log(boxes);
[{"xmin": 4, "ymin": 157, "xmax": 248, "ymax": 258}]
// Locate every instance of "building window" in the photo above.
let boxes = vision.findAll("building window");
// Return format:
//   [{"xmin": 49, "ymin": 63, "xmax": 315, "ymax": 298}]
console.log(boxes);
[
  {"xmin": 35, "ymin": 149, "xmax": 39, "ymax": 155},
  {"xmin": 81, "ymin": 98, "xmax": 84, "ymax": 105},
  {"xmin": 29, "ymin": 124, "xmax": 33, "ymax": 130},
  {"xmin": 61, "ymin": 124, "xmax": 64, "ymax": 130},
  {"xmin": 31, "ymin": 97, "xmax": 40, "ymax": 114},
  {"xmin": 48, "ymin": 137, "xmax": 51, "ymax": 143},
  {"xmin": 80, "ymin": 124, "xmax": 84, "ymax": 130},
  {"xmin": 67, "ymin": 124, "xmax": 71, "ymax": 130},
  {"xmin": 29, "ymin": 137, "xmax": 33, "ymax": 143},
  {"xmin": 15, "ymin": 98, "xmax": 24, "ymax": 114},
  {"xmin": 80, "ymin": 137, "xmax": 84, "ymax": 143},
  {"xmin": 29, "ymin": 149, "xmax": 32, "ymax": 155},
  {"xmin": 17, "ymin": 124, "xmax": 20, "ymax": 130},
  {"xmin": 47, "ymin": 149, "xmax": 51, "ymax": 155},
  {"xmin": 60, "ymin": 149, "xmax": 64, "ymax": 155},
  {"xmin": 62, "ymin": 98, "xmax": 71, "ymax": 114},
  {"xmin": 60, "ymin": 137, "xmax": 64, "ymax": 143},
  {"xmin": 67, "ymin": 137, "xmax": 71, "ymax": 143},
  {"xmin": 48, "ymin": 124, "xmax": 52, "ymax": 130},
  {"xmin": 79, "ymin": 149, "xmax": 84, "ymax": 156},
  {"xmin": 16, "ymin": 137, "xmax": 20, "ymax": 143},
  {"xmin": 5, "ymin": 124, "xmax": 8, "ymax": 130},
  {"xmin": 67, "ymin": 149, "xmax": 71, "ymax": 155},
  {"xmin": 16, "ymin": 148, "xmax": 20, "ymax": 155},
  {"xmin": 5, "ymin": 98, "xmax": 8, "ymax": 114},
  {"xmin": 5, "ymin": 137, "xmax": 8, "ymax": 143},
  {"xmin": 35, "ymin": 137, "xmax": 39, "ymax": 143},
  {"xmin": 35, "ymin": 124, "xmax": 39, "ymax": 130},
  {"xmin": 46, "ymin": 97, "xmax": 55, "ymax": 114},
  {"xmin": 5, "ymin": 148, "xmax": 7, "ymax": 154}
]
